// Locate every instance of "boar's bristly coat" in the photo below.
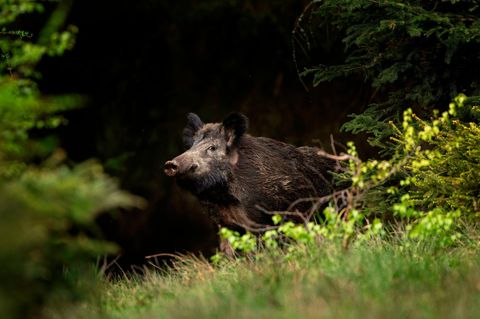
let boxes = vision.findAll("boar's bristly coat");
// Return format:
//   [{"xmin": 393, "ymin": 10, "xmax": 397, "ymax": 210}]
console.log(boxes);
[{"xmin": 164, "ymin": 112, "xmax": 335, "ymax": 232}]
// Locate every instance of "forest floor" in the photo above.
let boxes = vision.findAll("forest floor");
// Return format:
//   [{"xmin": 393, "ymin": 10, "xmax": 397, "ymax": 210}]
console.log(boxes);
[{"xmin": 79, "ymin": 236, "xmax": 480, "ymax": 319}]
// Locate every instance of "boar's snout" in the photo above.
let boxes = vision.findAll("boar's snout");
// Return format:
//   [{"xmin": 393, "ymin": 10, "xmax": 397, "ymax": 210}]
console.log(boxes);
[
  {"xmin": 164, "ymin": 157, "xmax": 199, "ymax": 177},
  {"xmin": 164, "ymin": 160, "xmax": 179, "ymax": 176}
]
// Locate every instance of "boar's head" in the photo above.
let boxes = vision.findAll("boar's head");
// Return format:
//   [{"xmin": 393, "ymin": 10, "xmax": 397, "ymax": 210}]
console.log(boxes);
[{"xmin": 164, "ymin": 112, "xmax": 248, "ymax": 199}]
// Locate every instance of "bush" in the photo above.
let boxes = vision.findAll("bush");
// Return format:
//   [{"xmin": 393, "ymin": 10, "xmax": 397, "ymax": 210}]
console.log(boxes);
[
  {"xmin": 408, "ymin": 98, "xmax": 480, "ymax": 216},
  {"xmin": 0, "ymin": 161, "xmax": 143, "ymax": 318},
  {"xmin": 0, "ymin": 2, "xmax": 144, "ymax": 318},
  {"xmin": 343, "ymin": 94, "xmax": 479, "ymax": 246}
]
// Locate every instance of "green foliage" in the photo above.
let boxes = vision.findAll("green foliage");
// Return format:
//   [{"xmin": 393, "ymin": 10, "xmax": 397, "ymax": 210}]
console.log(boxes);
[
  {"xmin": 0, "ymin": 78, "xmax": 82, "ymax": 178},
  {"xmin": 393, "ymin": 195, "xmax": 462, "ymax": 247},
  {"xmin": 395, "ymin": 94, "xmax": 479, "ymax": 213},
  {"xmin": 0, "ymin": 0, "xmax": 80, "ymax": 178},
  {"xmin": 214, "ymin": 209, "xmax": 385, "ymax": 262},
  {"xmin": 297, "ymin": 0, "xmax": 480, "ymax": 147},
  {"xmin": 0, "ymin": 161, "xmax": 142, "ymax": 318},
  {"xmin": 0, "ymin": 2, "xmax": 144, "ymax": 318},
  {"xmin": 218, "ymin": 228, "xmax": 257, "ymax": 254},
  {"xmin": 0, "ymin": 0, "xmax": 77, "ymax": 78},
  {"xmin": 408, "ymin": 100, "xmax": 480, "ymax": 216},
  {"xmin": 344, "ymin": 95, "xmax": 479, "ymax": 246}
]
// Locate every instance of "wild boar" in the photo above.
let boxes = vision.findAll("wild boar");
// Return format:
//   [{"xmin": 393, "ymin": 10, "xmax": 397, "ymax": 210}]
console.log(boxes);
[{"xmin": 164, "ymin": 112, "xmax": 335, "ymax": 232}]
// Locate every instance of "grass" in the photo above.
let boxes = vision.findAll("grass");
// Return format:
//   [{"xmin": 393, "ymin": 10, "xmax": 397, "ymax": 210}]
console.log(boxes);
[{"xmin": 83, "ymin": 236, "xmax": 480, "ymax": 319}]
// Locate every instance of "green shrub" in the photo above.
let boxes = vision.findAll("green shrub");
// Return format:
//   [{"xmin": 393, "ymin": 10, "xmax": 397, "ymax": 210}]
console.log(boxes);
[
  {"xmin": 347, "ymin": 95, "xmax": 479, "ymax": 245},
  {"xmin": 0, "ymin": 161, "xmax": 143, "ymax": 318},
  {"xmin": 408, "ymin": 99, "xmax": 480, "ymax": 216},
  {"xmin": 342, "ymin": 95, "xmax": 479, "ymax": 244},
  {"xmin": 0, "ymin": 2, "xmax": 144, "ymax": 318}
]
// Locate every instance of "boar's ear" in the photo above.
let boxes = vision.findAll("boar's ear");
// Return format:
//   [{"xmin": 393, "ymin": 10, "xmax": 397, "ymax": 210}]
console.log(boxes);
[
  {"xmin": 183, "ymin": 113, "xmax": 204, "ymax": 148},
  {"xmin": 222, "ymin": 112, "xmax": 248, "ymax": 148}
]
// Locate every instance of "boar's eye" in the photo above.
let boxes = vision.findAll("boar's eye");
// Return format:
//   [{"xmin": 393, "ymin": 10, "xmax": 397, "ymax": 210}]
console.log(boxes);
[{"xmin": 207, "ymin": 145, "xmax": 217, "ymax": 152}]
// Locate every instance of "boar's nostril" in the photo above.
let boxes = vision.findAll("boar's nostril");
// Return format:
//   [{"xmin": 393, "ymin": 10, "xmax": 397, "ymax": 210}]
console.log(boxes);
[
  {"xmin": 164, "ymin": 161, "xmax": 179, "ymax": 176},
  {"xmin": 190, "ymin": 163, "xmax": 199, "ymax": 171}
]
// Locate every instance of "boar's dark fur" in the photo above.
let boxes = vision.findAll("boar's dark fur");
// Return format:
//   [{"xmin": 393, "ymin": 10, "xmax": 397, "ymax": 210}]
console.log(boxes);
[{"xmin": 164, "ymin": 112, "xmax": 335, "ymax": 232}]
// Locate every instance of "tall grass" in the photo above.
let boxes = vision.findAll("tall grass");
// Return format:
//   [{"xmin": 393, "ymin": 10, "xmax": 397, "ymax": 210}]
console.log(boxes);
[{"xmin": 88, "ymin": 235, "xmax": 480, "ymax": 319}]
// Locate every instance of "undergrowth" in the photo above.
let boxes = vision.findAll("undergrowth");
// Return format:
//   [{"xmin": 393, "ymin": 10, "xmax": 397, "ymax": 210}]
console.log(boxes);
[{"xmin": 89, "ymin": 233, "xmax": 480, "ymax": 319}]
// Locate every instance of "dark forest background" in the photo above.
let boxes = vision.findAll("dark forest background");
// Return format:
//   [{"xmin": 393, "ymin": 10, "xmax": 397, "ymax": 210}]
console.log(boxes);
[{"xmin": 35, "ymin": 0, "xmax": 370, "ymax": 264}]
